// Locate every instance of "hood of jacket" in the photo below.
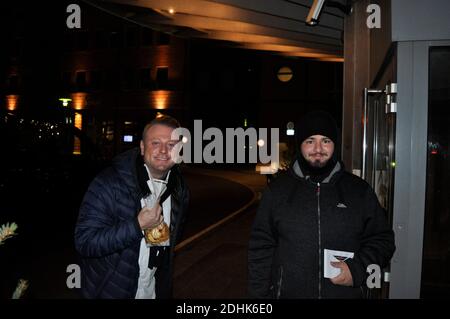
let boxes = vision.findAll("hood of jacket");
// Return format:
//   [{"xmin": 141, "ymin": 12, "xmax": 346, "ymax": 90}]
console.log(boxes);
[{"xmin": 291, "ymin": 159, "xmax": 343, "ymax": 184}]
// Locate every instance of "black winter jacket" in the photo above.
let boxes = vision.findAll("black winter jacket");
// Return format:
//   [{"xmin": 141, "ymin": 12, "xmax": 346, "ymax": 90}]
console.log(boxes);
[
  {"xmin": 248, "ymin": 161, "xmax": 395, "ymax": 299},
  {"xmin": 74, "ymin": 148, "xmax": 189, "ymax": 299}
]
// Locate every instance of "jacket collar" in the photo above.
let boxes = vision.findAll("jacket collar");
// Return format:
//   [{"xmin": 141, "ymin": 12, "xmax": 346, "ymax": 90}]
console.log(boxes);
[
  {"xmin": 292, "ymin": 159, "xmax": 342, "ymax": 184},
  {"xmin": 112, "ymin": 148, "xmax": 142, "ymax": 199},
  {"xmin": 112, "ymin": 147, "xmax": 181, "ymax": 202}
]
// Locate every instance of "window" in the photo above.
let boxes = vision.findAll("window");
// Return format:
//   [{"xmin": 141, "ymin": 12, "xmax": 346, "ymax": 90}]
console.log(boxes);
[
  {"xmin": 101, "ymin": 121, "xmax": 114, "ymax": 142},
  {"xmin": 156, "ymin": 67, "xmax": 169, "ymax": 89},
  {"xmin": 140, "ymin": 68, "xmax": 151, "ymax": 89},
  {"xmin": 105, "ymin": 70, "xmax": 118, "ymax": 89},
  {"xmin": 75, "ymin": 71, "xmax": 87, "ymax": 89},
  {"xmin": 123, "ymin": 135, "xmax": 133, "ymax": 142},
  {"xmin": 8, "ymin": 75, "xmax": 19, "ymax": 91},
  {"xmin": 61, "ymin": 72, "xmax": 72, "ymax": 90},
  {"xmin": 123, "ymin": 121, "xmax": 137, "ymax": 144},
  {"xmin": 122, "ymin": 69, "xmax": 137, "ymax": 90},
  {"xmin": 90, "ymin": 70, "xmax": 103, "ymax": 90}
]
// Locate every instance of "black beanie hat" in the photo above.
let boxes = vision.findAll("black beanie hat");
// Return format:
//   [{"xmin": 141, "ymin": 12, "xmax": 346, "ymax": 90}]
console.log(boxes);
[{"xmin": 296, "ymin": 110, "xmax": 338, "ymax": 145}]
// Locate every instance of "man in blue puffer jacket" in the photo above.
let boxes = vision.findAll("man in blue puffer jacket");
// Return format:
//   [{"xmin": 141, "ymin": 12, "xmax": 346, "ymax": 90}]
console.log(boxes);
[{"xmin": 75, "ymin": 115, "xmax": 189, "ymax": 299}]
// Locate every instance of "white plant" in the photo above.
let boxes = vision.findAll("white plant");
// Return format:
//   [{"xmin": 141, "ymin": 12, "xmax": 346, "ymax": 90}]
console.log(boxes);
[
  {"xmin": 0, "ymin": 222, "xmax": 29, "ymax": 298},
  {"xmin": 12, "ymin": 279, "xmax": 29, "ymax": 299},
  {"xmin": 0, "ymin": 222, "xmax": 18, "ymax": 245}
]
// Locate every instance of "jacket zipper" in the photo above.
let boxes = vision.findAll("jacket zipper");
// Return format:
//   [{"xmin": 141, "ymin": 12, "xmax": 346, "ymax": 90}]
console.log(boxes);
[
  {"xmin": 276, "ymin": 266, "xmax": 283, "ymax": 299},
  {"xmin": 317, "ymin": 182, "xmax": 322, "ymax": 299}
]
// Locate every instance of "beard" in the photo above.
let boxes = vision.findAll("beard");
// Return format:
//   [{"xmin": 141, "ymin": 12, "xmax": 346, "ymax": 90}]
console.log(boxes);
[
  {"xmin": 298, "ymin": 152, "xmax": 337, "ymax": 183},
  {"xmin": 306, "ymin": 153, "xmax": 329, "ymax": 168},
  {"xmin": 309, "ymin": 159, "xmax": 327, "ymax": 168}
]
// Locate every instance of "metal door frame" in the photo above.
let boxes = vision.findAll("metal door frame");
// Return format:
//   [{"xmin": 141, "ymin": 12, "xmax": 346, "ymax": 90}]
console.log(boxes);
[{"xmin": 389, "ymin": 40, "xmax": 450, "ymax": 298}]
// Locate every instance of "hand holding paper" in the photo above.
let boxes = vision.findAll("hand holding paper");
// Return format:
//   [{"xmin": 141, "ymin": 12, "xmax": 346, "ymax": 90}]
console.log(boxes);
[
  {"xmin": 329, "ymin": 260, "xmax": 353, "ymax": 286},
  {"xmin": 324, "ymin": 249, "xmax": 354, "ymax": 279},
  {"xmin": 137, "ymin": 197, "xmax": 163, "ymax": 230}
]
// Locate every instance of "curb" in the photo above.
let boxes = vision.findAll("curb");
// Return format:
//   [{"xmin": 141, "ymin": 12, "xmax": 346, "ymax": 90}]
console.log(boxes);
[{"xmin": 174, "ymin": 171, "xmax": 259, "ymax": 252}]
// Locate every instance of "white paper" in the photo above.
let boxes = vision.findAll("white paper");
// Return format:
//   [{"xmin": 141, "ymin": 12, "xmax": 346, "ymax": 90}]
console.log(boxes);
[{"xmin": 324, "ymin": 249, "xmax": 354, "ymax": 278}]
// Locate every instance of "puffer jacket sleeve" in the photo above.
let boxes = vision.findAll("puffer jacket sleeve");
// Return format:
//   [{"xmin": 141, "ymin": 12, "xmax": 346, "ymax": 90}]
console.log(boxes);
[
  {"xmin": 175, "ymin": 184, "xmax": 190, "ymax": 245},
  {"xmin": 248, "ymin": 186, "xmax": 277, "ymax": 298},
  {"xmin": 74, "ymin": 169, "xmax": 143, "ymax": 258},
  {"xmin": 346, "ymin": 187, "xmax": 396, "ymax": 287}
]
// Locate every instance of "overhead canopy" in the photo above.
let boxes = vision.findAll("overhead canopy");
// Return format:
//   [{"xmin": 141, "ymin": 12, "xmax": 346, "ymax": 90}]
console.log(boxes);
[{"xmin": 84, "ymin": 0, "xmax": 345, "ymax": 61}]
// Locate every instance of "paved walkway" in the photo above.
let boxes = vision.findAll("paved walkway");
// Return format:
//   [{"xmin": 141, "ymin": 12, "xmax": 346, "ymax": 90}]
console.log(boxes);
[{"xmin": 173, "ymin": 168, "xmax": 267, "ymax": 298}]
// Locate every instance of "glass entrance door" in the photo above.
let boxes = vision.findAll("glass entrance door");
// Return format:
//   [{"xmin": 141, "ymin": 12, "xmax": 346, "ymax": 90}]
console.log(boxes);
[
  {"xmin": 362, "ymin": 87, "xmax": 397, "ymax": 298},
  {"xmin": 365, "ymin": 94, "xmax": 396, "ymax": 226},
  {"xmin": 421, "ymin": 46, "xmax": 450, "ymax": 298}
]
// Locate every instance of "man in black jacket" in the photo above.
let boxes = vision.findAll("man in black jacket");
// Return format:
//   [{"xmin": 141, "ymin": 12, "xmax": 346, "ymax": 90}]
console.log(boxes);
[
  {"xmin": 248, "ymin": 111, "xmax": 395, "ymax": 298},
  {"xmin": 75, "ymin": 115, "xmax": 189, "ymax": 299}
]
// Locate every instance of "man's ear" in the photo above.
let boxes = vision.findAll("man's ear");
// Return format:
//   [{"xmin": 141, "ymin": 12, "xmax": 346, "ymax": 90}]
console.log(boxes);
[{"xmin": 140, "ymin": 140, "xmax": 145, "ymax": 156}]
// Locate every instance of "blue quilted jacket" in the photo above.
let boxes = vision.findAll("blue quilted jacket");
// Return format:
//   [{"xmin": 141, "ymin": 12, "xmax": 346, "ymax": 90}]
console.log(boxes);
[{"xmin": 74, "ymin": 148, "xmax": 189, "ymax": 298}]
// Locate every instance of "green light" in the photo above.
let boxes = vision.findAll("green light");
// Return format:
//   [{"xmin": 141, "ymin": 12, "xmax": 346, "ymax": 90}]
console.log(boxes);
[
  {"xmin": 244, "ymin": 118, "xmax": 248, "ymax": 127},
  {"xmin": 59, "ymin": 98, "xmax": 72, "ymax": 107},
  {"xmin": 391, "ymin": 161, "xmax": 396, "ymax": 168}
]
